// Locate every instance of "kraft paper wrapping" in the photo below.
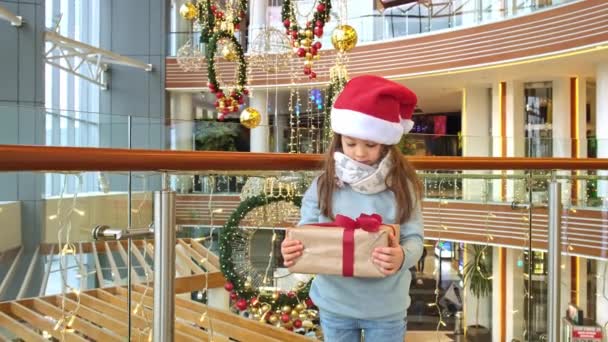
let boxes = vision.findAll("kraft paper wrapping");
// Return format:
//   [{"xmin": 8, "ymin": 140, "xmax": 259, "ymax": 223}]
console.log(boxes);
[{"xmin": 286, "ymin": 224, "xmax": 400, "ymax": 278}]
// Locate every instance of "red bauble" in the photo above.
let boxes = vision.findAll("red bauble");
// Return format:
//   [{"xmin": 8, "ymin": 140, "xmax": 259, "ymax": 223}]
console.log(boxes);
[
  {"xmin": 222, "ymin": 107, "xmax": 229, "ymax": 114},
  {"xmin": 283, "ymin": 19, "xmax": 290, "ymax": 28},
  {"xmin": 281, "ymin": 313, "xmax": 290, "ymax": 323},
  {"xmin": 230, "ymin": 292, "xmax": 238, "ymax": 300},
  {"xmin": 297, "ymin": 48, "xmax": 306, "ymax": 57},
  {"xmin": 291, "ymin": 31, "xmax": 298, "ymax": 39},
  {"xmin": 309, "ymin": 71, "xmax": 317, "ymax": 79},
  {"xmin": 215, "ymin": 91, "xmax": 225, "ymax": 99},
  {"xmin": 313, "ymin": 41, "xmax": 322, "ymax": 50},
  {"xmin": 238, "ymin": 97, "xmax": 244, "ymax": 105},
  {"xmin": 287, "ymin": 291, "xmax": 296, "ymax": 298},
  {"xmin": 236, "ymin": 298, "xmax": 248, "ymax": 311},
  {"xmin": 303, "ymin": 67, "xmax": 311, "ymax": 75},
  {"xmin": 210, "ymin": 5, "xmax": 217, "ymax": 12},
  {"xmin": 224, "ymin": 282, "xmax": 234, "ymax": 292},
  {"xmin": 294, "ymin": 319, "xmax": 303, "ymax": 328},
  {"xmin": 243, "ymin": 88, "xmax": 249, "ymax": 95},
  {"xmin": 208, "ymin": 83, "xmax": 216, "ymax": 91},
  {"xmin": 314, "ymin": 27, "xmax": 323, "ymax": 38},
  {"xmin": 311, "ymin": 47, "xmax": 318, "ymax": 55},
  {"xmin": 316, "ymin": 3, "xmax": 326, "ymax": 12},
  {"xmin": 250, "ymin": 297, "xmax": 259, "ymax": 305},
  {"xmin": 316, "ymin": 20, "xmax": 322, "ymax": 27},
  {"xmin": 305, "ymin": 298, "xmax": 314, "ymax": 307}
]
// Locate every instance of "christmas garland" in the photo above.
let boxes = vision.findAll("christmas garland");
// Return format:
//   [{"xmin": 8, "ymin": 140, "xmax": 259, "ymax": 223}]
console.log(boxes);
[
  {"xmin": 281, "ymin": 0, "xmax": 332, "ymax": 78},
  {"xmin": 206, "ymin": 30, "xmax": 249, "ymax": 119},
  {"xmin": 219, "ymin": 194, "xmax": 315, "ymax": 312},
  {"xmin": 196, "ymin": 0, "xmax": 248, "ymax": 44}
]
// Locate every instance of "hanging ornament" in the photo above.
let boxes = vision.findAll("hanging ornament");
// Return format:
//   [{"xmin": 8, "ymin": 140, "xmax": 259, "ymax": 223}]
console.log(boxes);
[
  {"xmin": 240, "ymin": 107, "xmax": 262, "ymax": 129},
  {"xmin": 281, "ymin": 0, "xmax": 332, "ymax": 79},
  {"xmin": 206, "ymin": 31, "xmax": 249, "ymax": 120},
  {"xmin": 331, "ymin": 25, "xmax": 358, "ymax": 52},
  {"xmin": 179, "ymin": 2, "xmax": 198, "ymax": 21},
  {"xmin": 222, "ymin": 42, "xmax": 238, "ymax": 62}
]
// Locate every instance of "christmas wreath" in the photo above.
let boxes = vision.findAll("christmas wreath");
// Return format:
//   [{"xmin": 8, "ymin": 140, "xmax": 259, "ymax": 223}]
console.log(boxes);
[
  {"xmin": 281, "ymin": 0, "xmax": 332, "ymax": 78},
  {"xmin": 206, "ymin": 30, "xmax": 249, "ymax": 119},
  {"xmin": 219, "ymin": 193, "xmax": 317, "ymax": 328}
]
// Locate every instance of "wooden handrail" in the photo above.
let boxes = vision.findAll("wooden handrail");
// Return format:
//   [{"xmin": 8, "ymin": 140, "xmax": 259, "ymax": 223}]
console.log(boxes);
[{"xmin": 1, "ymin": 144, "xmax": 608, "ymax": 171}]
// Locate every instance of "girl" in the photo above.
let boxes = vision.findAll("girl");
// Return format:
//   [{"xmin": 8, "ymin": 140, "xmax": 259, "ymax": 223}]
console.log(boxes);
[{"xmin": 281, "ymin": 75, "xmax": 424, "ymax": 342}]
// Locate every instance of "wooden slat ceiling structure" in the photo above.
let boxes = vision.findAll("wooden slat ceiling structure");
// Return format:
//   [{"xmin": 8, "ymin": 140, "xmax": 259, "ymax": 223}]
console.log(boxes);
[
  {"xmin": 166, "ymin": 0, "xmax": 608, "ymax": 89},
  {"xmin": 0, "ymin": 238, "xmax": 313, "ymax": 341},
  {"xmin": 175, "ymin": 195, "xmax": 608, "ymax": 260}
]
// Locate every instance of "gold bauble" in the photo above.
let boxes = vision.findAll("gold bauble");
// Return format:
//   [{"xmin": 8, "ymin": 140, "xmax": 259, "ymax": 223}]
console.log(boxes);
[
  {"xmin": 240, "ymin": 107, "xmax": 262, "ymax": 129},
  {"xmin": 271, "ymin": 292, "xmax": 280, "ymax": 300},
  {"xmin": 269, "ymin": 314, "xmax": 279, "ymax": 324},
  {"xmin": 300, "ymin": 38, "xmax": 312, "ymax": 47},
  {"xmin": 261, "ymin": 304, "xmax": 271, "ymax": 313},
  {"xmin": 290, "ymin": 310, "xmax": 299, "ymax": 319},
  {"xmin": 295, "ymin": 303, "xmax": 306, "ymax": 312},
  {"xmin": 222, "ymin": 44, "xmax": 238, "ymax": 62},
  {"xmin": 252, "ymin": 313, "xmax": 261, "ymax": 320},
  {"xmin": 304, "ymin": 60, "xmax": 313, "ymax": 68},
  {"xmin": 281, "ymin": 305, "xmax": 292, "ymax": 314},
  {"xmin": 179, "ymin": 3, "xmax": 198, "ymax": 21},
  {"xmin": 307, "ymin": 310, "xmax": 319, "ymax": 319},
  {"xmin": 331, "ymin": 25, "xmax": 358, "ymax": 52},
  {"xmin": 302, "ymin": 320, "xmax": 314, "ymax": 328},
  {"xmin": 296, "ymin": 281, "xmax": 305, "ymax": 289},
  {"xmin": 243, "ymin": 281, "xmax": 252, "ymax": 289},
  {"xmin": 299, "ymin": 313, "xmax": 308, "ymax": 320},
  {"xmin": 305, "ymin": 29, "xmax": 313, "ymax": 38}
]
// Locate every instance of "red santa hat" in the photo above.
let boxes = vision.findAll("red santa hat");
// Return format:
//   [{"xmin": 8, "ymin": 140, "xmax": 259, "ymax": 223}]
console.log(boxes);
[{"xmin": 330, "ymin": 75, "xmax": 417, "ymax": 145}]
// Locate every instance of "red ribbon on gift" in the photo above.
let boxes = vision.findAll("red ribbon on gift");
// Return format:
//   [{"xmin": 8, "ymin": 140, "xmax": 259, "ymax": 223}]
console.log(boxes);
[{"xmin": 316, "ymin": 213, "xmax": 383, "ymax": 277}]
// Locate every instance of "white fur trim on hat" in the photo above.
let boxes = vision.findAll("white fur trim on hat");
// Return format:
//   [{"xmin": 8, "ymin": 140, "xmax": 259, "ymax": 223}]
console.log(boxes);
[
  {"xmin": 401, "ymin": 119, "xmax": 414, "ymax": 133},
  {"xmin": 331, "ymin": 108, "xmax": 404, "ymax": 145}
]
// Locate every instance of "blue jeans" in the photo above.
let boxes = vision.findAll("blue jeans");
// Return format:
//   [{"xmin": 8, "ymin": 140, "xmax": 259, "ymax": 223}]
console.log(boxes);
[{"xmin": 320, "ymin": 310, "xmax": 407, "ymax": 342}]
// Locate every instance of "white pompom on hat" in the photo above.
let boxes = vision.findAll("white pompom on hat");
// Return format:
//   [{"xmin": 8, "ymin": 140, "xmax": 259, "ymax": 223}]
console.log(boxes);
[{"xmin": 330, "ymin": 75, "xmax": 417, "ymax": 145}]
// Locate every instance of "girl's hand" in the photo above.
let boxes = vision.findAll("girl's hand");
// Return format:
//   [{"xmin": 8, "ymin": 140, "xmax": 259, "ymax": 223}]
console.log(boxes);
[
  {"xmin": 281, "ymin": 238, "xmax": 303, "ymax": 267},
  {"xmin": 372, "ymin": 233, "xmax": 404, "ymax": 276}
]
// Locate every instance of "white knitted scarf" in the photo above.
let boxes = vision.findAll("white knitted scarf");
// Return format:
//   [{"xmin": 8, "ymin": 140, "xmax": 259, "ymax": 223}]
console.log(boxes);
[{"xmin": 334, "ymin": 151, "xmax": 392, "ymax": 194}]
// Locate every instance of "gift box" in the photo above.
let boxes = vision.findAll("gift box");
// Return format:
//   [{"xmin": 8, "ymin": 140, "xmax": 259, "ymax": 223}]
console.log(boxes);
[{"xmin": 286, "ymin": 214, "xmax": 399, "ymax": 278}]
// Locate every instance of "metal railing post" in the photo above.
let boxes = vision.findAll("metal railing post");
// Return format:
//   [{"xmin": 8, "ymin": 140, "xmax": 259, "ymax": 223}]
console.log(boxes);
[
  {"xmin": 153, "ymin": 190, "xmax": 176, "ymax": 342},
  {"xmin": 547, "ymin": 173, "xmax": 562, "ymax": 342}
]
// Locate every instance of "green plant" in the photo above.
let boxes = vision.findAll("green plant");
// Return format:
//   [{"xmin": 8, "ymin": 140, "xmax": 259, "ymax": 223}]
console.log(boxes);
[
  {"xmin": 463, "ymin": 244, "xmax": 492, "ymax": 328},
  {"xmin": 398, "ymin": 135, "xmax": 417, "ymax": 156},
  {"xmin": 194, "ymin": 120, "xmax": 240, "ymax": 151}
]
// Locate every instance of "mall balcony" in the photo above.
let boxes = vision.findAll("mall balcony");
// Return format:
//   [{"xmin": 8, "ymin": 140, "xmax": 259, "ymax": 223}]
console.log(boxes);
[{"xmin": 1, "ymin": 0, "xmax": 608, "ymax": 341}]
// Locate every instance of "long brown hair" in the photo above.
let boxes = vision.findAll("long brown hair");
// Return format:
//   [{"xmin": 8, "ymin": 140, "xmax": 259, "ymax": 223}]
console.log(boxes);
[{"xmin": 317, "ymin": 133, "xmax": 422, "ymax": 224}]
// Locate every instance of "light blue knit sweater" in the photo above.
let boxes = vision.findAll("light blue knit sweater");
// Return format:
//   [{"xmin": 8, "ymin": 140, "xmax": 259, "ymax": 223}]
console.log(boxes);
[{"xmin": 298, "ymin": 178, "xmax": 424, "ymax": 320}]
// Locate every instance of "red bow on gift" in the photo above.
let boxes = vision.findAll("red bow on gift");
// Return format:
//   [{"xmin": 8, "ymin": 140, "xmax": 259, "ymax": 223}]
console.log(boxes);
[{"xmin": 317, "ymin": 213, "xmax": 383, "ymax": 277}]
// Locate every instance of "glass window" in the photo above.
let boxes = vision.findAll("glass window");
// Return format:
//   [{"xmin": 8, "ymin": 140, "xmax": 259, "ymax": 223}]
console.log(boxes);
[{"xmin": 45, "ymin": 0, "xmax": 101, "ymax": 196}]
